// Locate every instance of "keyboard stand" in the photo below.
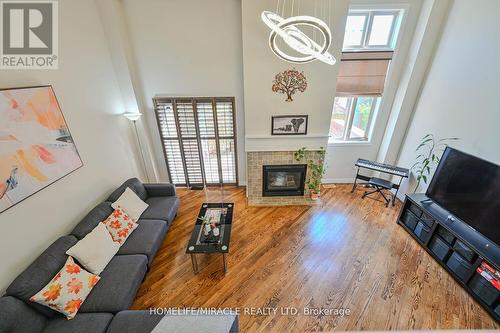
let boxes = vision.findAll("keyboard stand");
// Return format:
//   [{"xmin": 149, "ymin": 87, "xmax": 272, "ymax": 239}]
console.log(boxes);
[{"xmin": 351, "ymin": 165, "xmax": 406, "ymax": 207}]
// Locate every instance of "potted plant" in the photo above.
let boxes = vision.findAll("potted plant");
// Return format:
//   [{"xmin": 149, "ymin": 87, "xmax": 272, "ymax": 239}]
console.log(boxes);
[
  {"xmin": 294, "ymin": 146, "xmax": 326, "ymax": 200},
  {"xmin": 411, "ymin": 134, "xmax": 458, "ymax": 192},
  {"xmin": 308, "ymin": 178, "xmax": 321, "ymax": 200}
]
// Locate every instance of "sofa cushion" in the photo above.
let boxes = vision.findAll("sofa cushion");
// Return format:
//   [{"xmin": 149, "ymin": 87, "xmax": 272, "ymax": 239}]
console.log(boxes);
[
  {"xmin": 141, "ymin": 196, "xmax": 180, "ymax": 223},
  {"xmin": 71, "ymin": 202, "xmax": 114, "ymax": 240},
  {"xmin": 107, "ymin": 178, "xmax": 147, "ymax": 202},
  {"xmin": 43, "ymin": 313, "xmax": 113, "ymax": 333},
  {"xmin": 79, "ymin": 255, "xmax": 147, "ymax": 314},
  {"xmin": 106, "ymin": 311, "xmax": 163, "ymax": 333},
  {"xmin": 0, "ymin": 296, "xmax": 48, "ymax": 333},
  {"xmin": 117, "ymin": 219, "xmax": 168, "ymax": 266},
  {"xmin": 144, "ymin": 183, "xmax": 176, "ymax": 197},
  {"xmin": 6, "ymin": 236, "xmax": 78, "ymax": 317}
]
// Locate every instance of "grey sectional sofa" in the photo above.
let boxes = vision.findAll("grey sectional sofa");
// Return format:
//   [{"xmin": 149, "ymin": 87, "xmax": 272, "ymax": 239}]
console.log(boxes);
[{"xmin": 0, "ymin": 178, "xmax": 237, "ymax": 333}]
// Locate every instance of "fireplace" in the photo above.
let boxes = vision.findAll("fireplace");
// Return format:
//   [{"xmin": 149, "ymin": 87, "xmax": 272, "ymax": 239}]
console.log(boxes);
[{"xmin": 262, "ymin": 164, "xmax": 307, "ymax": 197}]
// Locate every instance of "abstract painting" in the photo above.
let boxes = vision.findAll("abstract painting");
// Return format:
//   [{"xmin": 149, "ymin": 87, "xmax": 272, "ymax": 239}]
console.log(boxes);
[
  {"xmin": 0, "ymin": 86, "xmax": 83, "ymax": 213},
  {"xmin": 271, "ymin": 115, "xmax": 308, "ymax": 135}
]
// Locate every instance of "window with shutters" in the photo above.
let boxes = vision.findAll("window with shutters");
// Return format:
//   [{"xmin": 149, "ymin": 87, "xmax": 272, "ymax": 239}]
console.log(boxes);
[
  {"xmin": 330, "ymin": 8, "xmax": 403, "ymax": 143},
  {"xmin": 153, "ymin": 97, "xmax": 238, "ymax": 187}
]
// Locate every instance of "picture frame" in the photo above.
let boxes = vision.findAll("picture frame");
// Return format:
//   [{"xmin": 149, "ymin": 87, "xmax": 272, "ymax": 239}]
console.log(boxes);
[
  {"xmin": 271, "ymin": 115, "xmax": 308, "ymax": 135},
  {"xmin": 0, "ymin": 85, "xmax": 83, "ymax": 213}
]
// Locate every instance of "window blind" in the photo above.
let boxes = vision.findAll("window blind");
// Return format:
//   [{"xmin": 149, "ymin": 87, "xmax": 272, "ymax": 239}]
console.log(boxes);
[{"xmin": 336, "ymin": 51, "xmax": 393, "ymax": 96}]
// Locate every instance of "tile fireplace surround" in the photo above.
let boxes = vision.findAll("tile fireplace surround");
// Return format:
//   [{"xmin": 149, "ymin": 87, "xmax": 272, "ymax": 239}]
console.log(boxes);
[{"xmin": 247, "ymin": 151, "xmax": 322, "ymax": 206}]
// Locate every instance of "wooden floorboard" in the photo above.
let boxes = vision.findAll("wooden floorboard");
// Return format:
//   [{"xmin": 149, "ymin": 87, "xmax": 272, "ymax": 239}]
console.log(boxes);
[{"xmin": 132, "ymin": 185, "xmax": 499, "ymax": 331}]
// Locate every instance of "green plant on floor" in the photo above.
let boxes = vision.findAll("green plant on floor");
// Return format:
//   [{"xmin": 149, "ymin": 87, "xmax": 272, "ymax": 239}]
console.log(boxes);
[
  {"xmin": 294, "ymin": 146, "xmax": 326, "ymax": 193},
  {"xmin": 411, "ymin": 134, "xmax": 459, "ymax": 192}
]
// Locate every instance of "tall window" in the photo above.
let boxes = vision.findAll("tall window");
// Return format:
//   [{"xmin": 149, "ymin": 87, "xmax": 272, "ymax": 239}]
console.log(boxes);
[
  {"xmin": 343, "ymin": 10, "xmax": 400, "ymax": 51},
  {"xmin": 330, "ymin": 9, "xmax": 402, "ymax": 143},
  {"xmin": 153, "ymin": 97, "xmax": 238, "ymax": 187},
  {"xmin": 331, "ymin": 96, "xmax": 380, "ymax": 141}
]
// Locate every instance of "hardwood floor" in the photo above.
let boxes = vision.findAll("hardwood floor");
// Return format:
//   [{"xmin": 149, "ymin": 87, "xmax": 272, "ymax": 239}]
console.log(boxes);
[{"xmin": 132, "ymin": 185, "xmax": 499, "ymax": 331}]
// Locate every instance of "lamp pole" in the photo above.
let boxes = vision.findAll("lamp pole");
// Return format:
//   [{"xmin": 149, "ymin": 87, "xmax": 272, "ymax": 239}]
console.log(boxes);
[
  {"xmin": 132, "ymin": 120, "xmax": 149, "ymax": 182},
  {"xmin": 124, "ymin": 113, "xmax": 150, "ymax": 182}
]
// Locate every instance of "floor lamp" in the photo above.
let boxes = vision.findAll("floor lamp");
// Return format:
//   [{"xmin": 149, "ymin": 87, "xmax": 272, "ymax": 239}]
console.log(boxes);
[{"xmin": 124, "ymin": 112, "xmax": 149, "ymax": 182}]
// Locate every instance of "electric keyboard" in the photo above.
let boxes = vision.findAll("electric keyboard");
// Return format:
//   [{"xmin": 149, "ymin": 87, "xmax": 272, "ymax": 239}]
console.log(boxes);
[
  {"xmin": 352, "ymin": 158, "xmax": 409, "ymax": 206},
  {"xmin": 355, "ymin": 159, "xmax": 409, "ymax": 178}
]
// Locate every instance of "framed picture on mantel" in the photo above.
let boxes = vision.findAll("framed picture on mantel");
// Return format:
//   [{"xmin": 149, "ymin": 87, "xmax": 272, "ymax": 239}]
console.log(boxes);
[{"xmin": 271, "ymin": 115, "xmax": 308, "ymax": 135}]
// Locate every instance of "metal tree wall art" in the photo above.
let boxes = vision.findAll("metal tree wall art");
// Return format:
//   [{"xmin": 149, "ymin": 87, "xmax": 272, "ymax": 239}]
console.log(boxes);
[{"xmin": 272, "ymin": 69, "xmax": 307, "ymax": 102}]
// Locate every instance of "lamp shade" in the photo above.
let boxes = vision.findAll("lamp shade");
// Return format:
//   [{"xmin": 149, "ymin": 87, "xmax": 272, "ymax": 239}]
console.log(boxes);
[{"xmin": 123, "ymin": 112, "xmax": 142, "ymax": 121}]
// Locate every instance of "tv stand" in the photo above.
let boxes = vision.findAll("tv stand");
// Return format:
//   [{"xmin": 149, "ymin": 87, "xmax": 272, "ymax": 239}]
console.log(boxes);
[{"xmin": 398, "ymin": 194, "xmax": 500, "ymax": 322}]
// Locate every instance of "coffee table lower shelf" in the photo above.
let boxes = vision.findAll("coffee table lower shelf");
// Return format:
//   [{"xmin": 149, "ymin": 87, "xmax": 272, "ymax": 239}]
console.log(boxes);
[{"xmin": 186, "ymin": 203, "xmax": 233, "ymax": 274}]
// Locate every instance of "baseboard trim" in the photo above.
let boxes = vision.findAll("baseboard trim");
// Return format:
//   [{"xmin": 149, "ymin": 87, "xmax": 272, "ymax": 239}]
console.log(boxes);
[
  {"xmin": 323, "ymin": 178, "xmax": 355, "ymax": 184},
  {"xmin": 322, "ymin": 179, "xmax": 406, "ymax": 204}
]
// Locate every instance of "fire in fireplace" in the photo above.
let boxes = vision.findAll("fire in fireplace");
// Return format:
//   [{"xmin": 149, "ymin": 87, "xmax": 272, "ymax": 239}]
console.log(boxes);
[{"xmin": 262, "ymin": 164, "xmax": 307, "ymax": 197}]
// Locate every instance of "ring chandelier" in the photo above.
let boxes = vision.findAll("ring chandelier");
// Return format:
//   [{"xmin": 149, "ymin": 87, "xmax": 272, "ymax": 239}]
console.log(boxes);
[{"xmin": 261, "ymin": 1, "xmax": 336, "ymax": 65}]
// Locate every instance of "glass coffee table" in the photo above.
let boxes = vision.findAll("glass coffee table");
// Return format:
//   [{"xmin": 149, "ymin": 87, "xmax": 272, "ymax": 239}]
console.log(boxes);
[{"xmin": 186, "ymin": 203, "xmax": 233, "ymax": 273}]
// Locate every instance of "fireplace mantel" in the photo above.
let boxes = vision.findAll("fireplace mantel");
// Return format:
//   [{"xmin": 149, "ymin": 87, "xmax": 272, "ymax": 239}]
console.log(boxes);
[{"xmin": 245, "ymin": 136, "xmax": 328, "ymax": 152}]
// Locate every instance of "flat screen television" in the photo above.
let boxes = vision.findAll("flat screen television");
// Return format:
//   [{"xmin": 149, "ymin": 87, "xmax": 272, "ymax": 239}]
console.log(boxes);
[{"xmin": 426, "ymin": 147, "xmax": 500, "ymax": 245}]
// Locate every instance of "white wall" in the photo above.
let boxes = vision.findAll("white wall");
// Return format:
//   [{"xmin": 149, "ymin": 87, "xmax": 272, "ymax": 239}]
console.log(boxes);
[
  {"xmin": 0, "ymin": 0, "xmax": 140, "ymax": 293},
  {"xmin": 96, "ymin": 0, "xmax": 159, "ymax": 183},
  {"xmin": 396, "ymin": 0, "xmax": 500, "ymax": 195},
  {"xmin": 121, "ymin": 0, "xmax": 247, "ymax": 185},
  {"xmin": 242, "ymin": 0, "xmax": 348, "ymax": 152},
  {"xmin": 377, "ymin": 0, "xmax": 450, "ymax": 170}
]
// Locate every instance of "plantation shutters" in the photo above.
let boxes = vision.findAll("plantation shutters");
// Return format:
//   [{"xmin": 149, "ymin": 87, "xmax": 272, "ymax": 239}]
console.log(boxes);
[{"xmin": 153, "ymin": 97, "xmax": 238, "ymax": 187}]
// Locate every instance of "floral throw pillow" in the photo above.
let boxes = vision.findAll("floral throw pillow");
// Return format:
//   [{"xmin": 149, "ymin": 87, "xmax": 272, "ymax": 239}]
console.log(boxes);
[
  {"xmin": 30, "ymin": 256, "xmax": 100, "ymax": 320},
  {"xmin": 102, "ymin": 207, "xmax": 138, "ymax": 245}
]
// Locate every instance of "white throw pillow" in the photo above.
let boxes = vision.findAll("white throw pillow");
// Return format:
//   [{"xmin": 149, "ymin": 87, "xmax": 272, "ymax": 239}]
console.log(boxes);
[
  {"xmin": 66, "ymin": 223, "xmax": 120, "ymax": 275},
  {"xmin": 111, "ymin": 187, "xmax": 149, "ymax": 222}
]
